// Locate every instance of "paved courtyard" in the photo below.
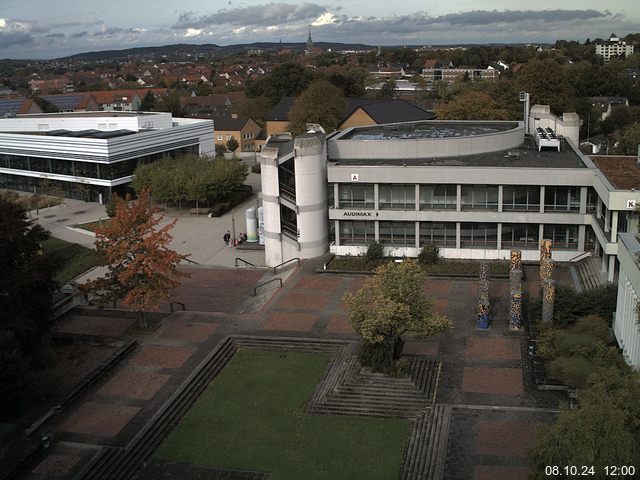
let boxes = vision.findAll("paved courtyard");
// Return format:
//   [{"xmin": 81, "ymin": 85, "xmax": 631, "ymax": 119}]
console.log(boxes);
[{"xmin": 22, "ymin": 259, "xmax": 572, "ymax": 480}]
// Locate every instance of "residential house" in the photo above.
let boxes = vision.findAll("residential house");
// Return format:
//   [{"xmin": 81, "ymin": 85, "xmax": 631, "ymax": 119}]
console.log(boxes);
[
  {"xmin": 213, "ymin": 113, "xmax": 262, "ymax": 152},
  {"xmin": 588, "ymin": 96, "xmax": 630, "ymax": 121},
  {"xmin": 0, "ymin": 97, "xmax": 43, "ymax": 117},
  {"xmin": 39, "ymin": 93, "xmax": 99, "ymax": 112}
]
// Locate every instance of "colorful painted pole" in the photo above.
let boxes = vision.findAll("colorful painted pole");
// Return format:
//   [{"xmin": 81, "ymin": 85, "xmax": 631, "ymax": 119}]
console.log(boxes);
[{"xmin": 542, "ymin": 279, "xmax": 556, "ymax": 323}]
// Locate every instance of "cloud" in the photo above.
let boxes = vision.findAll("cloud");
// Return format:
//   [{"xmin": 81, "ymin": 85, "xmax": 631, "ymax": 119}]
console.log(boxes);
[
  {"xmin": 0, "ymin": 18, "xmax": 34, "ymax": 49},
  {"xmin": 174, "ymin": 2, "xmax": 325, "ymax": 28}
]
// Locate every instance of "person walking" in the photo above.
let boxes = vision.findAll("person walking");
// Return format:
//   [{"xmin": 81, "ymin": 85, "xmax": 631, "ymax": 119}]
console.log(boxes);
[{"xmin": 223, "ymin": 231, "xmax": 230, "ymax": 246}]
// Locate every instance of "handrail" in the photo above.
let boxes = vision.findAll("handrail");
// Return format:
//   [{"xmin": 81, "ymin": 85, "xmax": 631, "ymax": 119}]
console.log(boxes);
[
  {"xmin": 273, "ymin": 257, "xmax": 300, "ymax": 274},
  {"xmin": 183, "ymin": 257, "xmax": 200, "ymax": 265},
  {"xmin": 568, "ymin": 251, "xmax": 592, "ymax": 263},
  {"xmin": 235, "ymin": 257, "xmax": 256, "ymax": 267},
  {"xmin": 253, "ymin": 277, "xmax": 282, "ymax": 296}
]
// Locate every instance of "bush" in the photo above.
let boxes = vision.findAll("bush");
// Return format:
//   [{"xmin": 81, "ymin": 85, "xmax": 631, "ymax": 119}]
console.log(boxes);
[
  {"xmin": 536, "ymin": 324, "xmax": 560, "ymax": 361},
  {"xmin": 418, "ymin": 244, "xmax": 439, "ymax": 266},
  {"xmin": 545, "ymin": 356, "xmax": 597, "ymax": 388},
  {"xmin": 366, "ymin": 242, "xmax": 384, "ymax": 264},
  {"xmin": 571, "ymin": 315, "xmax": 609, "ymax": 342},
  {"xmin": 209, "ymin": 202, "xmax": 231, "ymax": 217},
  {"xmin": 553, "ymin": 332, "xmax": 602, "ymax": 358},
  {"xmin": 251, "ymin": 163, "xmax": 261, "ymax": 173},
  {"xmin": 105, "ymin": 194, "xmax": 118, "ymax": 217},
  {"xmin": 215, "ymin": 144, "xmax": 226, "ymax": 156}
]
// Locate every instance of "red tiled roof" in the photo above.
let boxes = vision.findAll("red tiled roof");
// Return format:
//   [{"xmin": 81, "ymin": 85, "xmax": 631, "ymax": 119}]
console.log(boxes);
[{"xmin": 591, "ymin": 155, "xmax": 640, "ymax": 190}]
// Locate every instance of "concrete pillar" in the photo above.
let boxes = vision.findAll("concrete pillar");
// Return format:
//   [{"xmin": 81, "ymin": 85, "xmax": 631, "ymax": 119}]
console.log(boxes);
[
  {"xmin": 333, "ymin": 183, "xmax": 339, "ymax": 208},
  {"xmin": 292, "ymin": 135, "xmax": 328, "ymax": 260},
  {"xmin": 260, "ymin": 146, "xmax": 283, "ymax": 267},
  {"xmin": 609, "ymin": 255, "xmax": 616, "ymax": 282},
  {"xmin": 498, "ymin": 185, "xmax": 503, "ymax": 213},
  {"xmin": 415, "ymin": 184, "xmax": 420, "ymax": 211},
  {"xmin": 539, "ymin": 186, "xmax": 545, "ymax": 213},
  {"xmin": 456, "ymin": 184, "xmax": 462, "ymax": 212},
  {"xmin": 374, "ymin": 183, "xmax": 379, "ymax": 210},
  {"xmin": 578, "ymin": 225, "xmax": 586, "ymax": 251},
  {"xmin": 538, "ymin": 224, "xmax": 545, "ymax": 245},
  {"xmin": 601, "ymin": 253, "xmax": 607, "ymax": 273},
  {"xmin": 415, "ymin": 221, "xmax": 420, "ymax": 248},
  {"xmin": 375, "ymin": 221, "xmax": 380, "ymax": 242},
  {"xmin": 579, "ymin": 186, "xmax": 587, "ymax": 215},
  {"xmin": 611, "ymin": 211, "xmax": 619, "ymax": 243},
  {"xmin": 335, "ymin": 220, "xmax": 340, "ymax": 247},
  {"xmin": 456, "ymin": 222, "xmax": 461, "ymax": 249},
  {"xmin": 496, "ymin": 223, "xmax": 502, "ymax": 251}
]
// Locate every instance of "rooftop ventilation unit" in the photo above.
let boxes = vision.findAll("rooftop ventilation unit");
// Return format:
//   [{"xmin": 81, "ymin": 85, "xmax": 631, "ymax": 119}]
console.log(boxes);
[{"xmin": 535, "ymin": 127, "xmax": 560, "ymax": 151}]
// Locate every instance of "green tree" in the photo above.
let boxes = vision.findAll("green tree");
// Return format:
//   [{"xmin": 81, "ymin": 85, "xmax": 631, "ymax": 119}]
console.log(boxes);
[
  {"xmin": 234, "ymin": 95, "xmax": 272, "ymax": 126},
  {"xmin": 155, "ymin": 90, "xmax": 183, "ymax": 116},
  {"xmin": 84, "ymin": 188, "xmax": 188, "ymax": 327},
  {"xmin": 516, "ymin": 59, "xmax": 576, "ymax": 114},
  {"xmin": 377, "ymin": 78, "xmax": 396, "ymax": 99},
  {"xmin": 139, "ymin": 90, "xmax": 156, "ymax": 111},
  {"xmin": 529, "ymin": 368, "xmax": 640, "ymax": 478},
  {"xmin": 245, "ymin": 62, "xmax": 313, "ymax": 104},
  {"xmin": 343, "ymin": 260, "xmax": 452, "ymax": 372},
  {"xmin": 615, "ymin": 122, "xmax": 640, "ymax": 155},
  {"xmin": 288, "ymin": 79, "xmax": 346, "ymax": 136},
  {"xmin": 226, "ymin": 136, "xmax": 239, "ymax": 153},
  {"xmin": 436, "ymin": 90, "xmax": 511, "ymax": 120},
  {"xmin": 326, "ymin": 66, "xmax": 370, "ymax": 97},
  {"xmin": 0, "ymin": 198, "xmax": 57, "ymax": 413}
]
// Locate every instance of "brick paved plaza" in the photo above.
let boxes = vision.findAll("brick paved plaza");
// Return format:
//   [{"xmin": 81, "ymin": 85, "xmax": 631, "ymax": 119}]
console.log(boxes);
[{"xmin": 24, "ymin": 260, "xmax": 571, "ymax": 480}]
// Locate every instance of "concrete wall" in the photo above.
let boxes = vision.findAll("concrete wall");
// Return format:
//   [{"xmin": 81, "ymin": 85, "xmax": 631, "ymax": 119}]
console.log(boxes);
[
  {"xmin": 259, "ymin": 146, "xmax": 285, "ymax": 266},
  {"xmin": 329, "ymin": 121, "xmax": 524, "ymax": 160},
  {"xmin": 615, "ymin": 233, "xmax": 640, "ymax": 369},
  {"xmin": 528, "ymin": 105, "xmax": 580, "ymax": 146}
]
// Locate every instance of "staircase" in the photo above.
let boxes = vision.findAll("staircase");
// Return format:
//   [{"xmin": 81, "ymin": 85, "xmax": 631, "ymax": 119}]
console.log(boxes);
[
  {"xmin": 400, "ymin": 405, "xmax": 452, "ymax": 480},
  {"xmin": 572, "ymin": 256, "xmax": 607, "ymax": 292}
]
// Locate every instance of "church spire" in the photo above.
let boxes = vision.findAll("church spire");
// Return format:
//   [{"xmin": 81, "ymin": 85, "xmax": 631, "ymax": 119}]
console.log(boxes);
[{"xmin": 306, "ymin": 27, "xmax": 313, "ymax": 52}]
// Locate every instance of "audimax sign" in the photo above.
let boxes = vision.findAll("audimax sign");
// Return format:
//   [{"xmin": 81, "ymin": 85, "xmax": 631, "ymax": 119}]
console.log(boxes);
[{"xmin": 343, "ymin": 211, "xmax": 379, "ymax": 217}]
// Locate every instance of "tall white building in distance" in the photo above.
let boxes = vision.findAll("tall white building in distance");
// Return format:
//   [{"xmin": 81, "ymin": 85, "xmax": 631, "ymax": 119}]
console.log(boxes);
[{"xmin": 595, "ymin": 34, "xmax": 634, "ymax": 63}]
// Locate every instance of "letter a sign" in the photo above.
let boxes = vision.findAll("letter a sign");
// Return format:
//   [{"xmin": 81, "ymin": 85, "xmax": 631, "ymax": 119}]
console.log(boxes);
[{"xmin": 351, "ymin": 173, "xmax": 359, "ymax": 182}]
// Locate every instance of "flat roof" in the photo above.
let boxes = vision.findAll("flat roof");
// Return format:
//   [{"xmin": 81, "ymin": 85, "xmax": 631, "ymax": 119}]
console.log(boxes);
[
  {"xmin": 330, "ymin": 136, "xmax": 587, "ymax": 169},
  {"xmin": 16, "ymin": 111, "xmax": 158, "ymax": 119},
  {"xmin": 340, "ymin": 121, "xmax": 518, "ymax": 140},
  {"xmin": 591, "ymin": 155, "xmax": 640, "ymax": 190}
]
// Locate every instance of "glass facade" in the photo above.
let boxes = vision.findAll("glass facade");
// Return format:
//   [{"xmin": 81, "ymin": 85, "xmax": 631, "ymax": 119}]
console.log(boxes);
[
  {"xmin": 339, "ymin": 220, "xmax": 375, "ymax": 245},
  {"xmin": 544, "ymin": 224, "xmax": 579, "ymax": 250},
  {"xmin": 502, "ymin": 223, "xmax": 539, "ymax": 248},
  {"xmin": 419, "ymin": 184, "xmax": 456, "ymax": 210},
  {"xmin": 280, "ymin": 204, "xmax": 297, "ymax": 239},
  {"xmin": 461, "ymin": 185, "xmax": 498, "ymax": 211},
  {"xmin": 0, "ymin": 145, "xmax": 198, "ymax": 181},
  {"xmin": 544, "ymin": 186, "xmax": 580, "ymax": 212},
  {"xmin": 460, "ymin": 223, "xmax": 498, "ymax": 248},
  {"xmin": 278, "ymin": 158, "xmax": 296, "ymax": 201},
  {"xmin": 379, "ymin": 221, "xmax": 416, "ymax": 245},
  {"xmin": 378, "ymin": 184, "xmax": 415, "ymax": 209},
  {"xmin": 338, "ymin": 184, "xmax": 374, "ymax": 208},
  {"xmin": 419, "ymin": 222, "xmax": 456, "ymax": 247},
  {"xmin": 502, "ymin": 185, "xmax": 540, "ymax": 211}
]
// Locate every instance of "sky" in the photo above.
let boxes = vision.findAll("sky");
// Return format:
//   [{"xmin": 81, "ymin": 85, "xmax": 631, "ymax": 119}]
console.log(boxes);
[{"xmin": 1, "ymin": 0, "xmax": 639, "ymax": 59}]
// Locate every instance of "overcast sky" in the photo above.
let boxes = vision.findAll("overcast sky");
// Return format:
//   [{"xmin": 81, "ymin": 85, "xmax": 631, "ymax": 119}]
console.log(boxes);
[{"xmin": 1, "ymin": 0, "xmax": 639, "ymax": 59}]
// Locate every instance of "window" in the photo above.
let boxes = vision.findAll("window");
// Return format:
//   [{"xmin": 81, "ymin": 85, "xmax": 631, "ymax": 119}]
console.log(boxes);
[
  {"xmin": 419, "ymin": 222, "xmax": 456, "ymax": 247},
  {"xmin": 338, "ymin": 184, "xmax": 374, "ymax": 208},
  {"xmin": 420, "ymin": 184, "xmax": 456, "ymax": 210},
  {"xmin": 327, "ymin": 184, "xmax": 335, "ymax": 209},
  {"xmin": 585, "ymin": 226, "xmax": 597, "ymax": 251},
  {"xmin": 217, "ymin": 135, "xmax": 223, "ymax": 141},
  {"xmin": 501, "ymin": 223, "xmax": 539, "ymax": 248},
  {"xmin": 339, "ymin": 221, "xmax": 375, "ymax": 245},
  {"xmin": 460, "ymin": 223, "xmax": 498, "ymax": 248},
  {"xmin": 461, "ymin": 185, "xmax": 498, "ymax": 211},
  {"xmin": 280, "ymin": 205, "xmax": 297, "ymax": 239},
  {"xmin": 502, "ymin": 186, "xmax": 540, "ymax": 211},
  {"xmin": 586, "ymin": 187, "xmax": 598, "ymax": 213},
  {"xmin": 378, "ymin": 184, "xmax": 415, "ymax": 209},
  {"xmin": 379, "ymin": 221, "xmax": 416, "ymax": 245},
  {"xmin": 544, "ymin": 186, "xmax": 580, "ymax": 212},
  {"xmin": 543, "ymin": 224, "xmax": 579, "ymax": 250},
  {"xmin": 226, "ymin": 135, "xmax": 232, "ymax": 141}
]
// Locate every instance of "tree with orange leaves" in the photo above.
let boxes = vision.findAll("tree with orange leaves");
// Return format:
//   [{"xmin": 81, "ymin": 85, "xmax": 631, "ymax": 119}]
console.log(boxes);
[{"xmin": 85, "ymin": 187, "xmax": 188, "ymax": 327}]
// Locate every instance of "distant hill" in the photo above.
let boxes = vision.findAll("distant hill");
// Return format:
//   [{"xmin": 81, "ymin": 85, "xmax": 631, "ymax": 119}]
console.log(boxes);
[{"xmin": 59, "ymin": 42, "xmax": 375, "ymax": 61}]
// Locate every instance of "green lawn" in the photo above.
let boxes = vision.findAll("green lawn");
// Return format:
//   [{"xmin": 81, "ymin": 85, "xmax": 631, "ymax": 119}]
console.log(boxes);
[
  {"xmin": 42, "ymin": 237, "xmax": 100, "ymax": 284},
  {"xmin": 155, "ymin": 350, "xmax": 410, "ymax": 480}
]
